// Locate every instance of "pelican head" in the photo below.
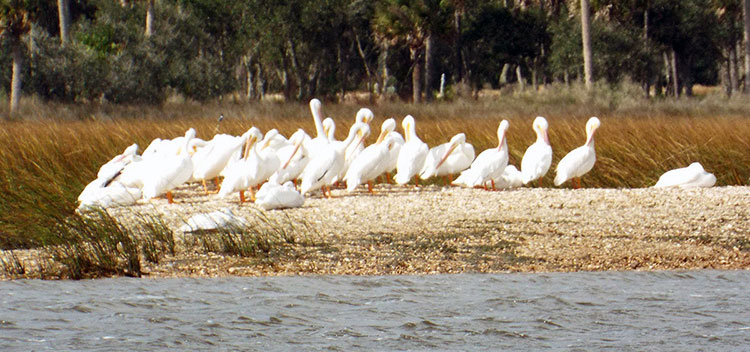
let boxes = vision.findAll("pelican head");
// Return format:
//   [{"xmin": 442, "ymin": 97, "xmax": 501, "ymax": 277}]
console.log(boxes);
[
  {"xmin": 585, "ymin": 117, "xmax": 601, "ymax": 146},
  {"xmin": 309, "ymin": 98, "xmax": 322, "ymax": 115},
  {"xmin": 533, "ymin": 116, "xmax": 550, "ymax": 145},
  {"xmin": 435, "ymin": 133, "xmax": 466, "ymax": 170},
  {"xmin": 376, "ymin": 118, "xmax": 397, "ymax": 143},
  {"xmin": 261, "ymin": 129, "xmax": 279, "ymax": 150},
  {"xmin": 323, "ymin": 118, "xmax": 335, "ymax": 141},
  {"xmin": 356, "ymin": 108, "xmax": 374, "ymax": 124},
  {"xmin": 348, "ymin": 122, "xmax": 371, "ymax": 152},
  {"xmin": 497, "ymin": 120, "xmax": 509, "ymax": 149},
  {"xmin": 402, "ymin": 115, "xmax": 415, "ymax": 143},
  {"xmin": 242, "ymin": 127, "xmax": 263, "ymax": 159}
]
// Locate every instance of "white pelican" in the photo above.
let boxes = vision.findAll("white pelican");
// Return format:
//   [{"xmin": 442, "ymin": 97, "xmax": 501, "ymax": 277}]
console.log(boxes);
[
  {"xmin": 191, "ymin": 132, "xmax": 248, "ymax": 192},
  {"xmin": 420, "ymin": 133, "xmax": 475, "ymax": 183},
  {"xmin": 300, "ymin": 122, "xmax": 369, "ymax": 197},
  {"xmin": 255, "ymin": 181, "xmax": 305, "ymax": 210},
  {"xmin": 96, "ymin": 143, "xmax": 140, "ymax": 181},
  {"xmin": 344, "ymin": 108, "xmax": 375, "ymax": 165},
  {"xmin": 378, "ymin": 119, "xmax": 404, "ymax": 182},
  {"xmin": 306, "ymin": 98, "xmax": 330, "ymax": 156},
  {"xmin": 179, "ymin": 208, "xmax": 250, "ymax": 232},
  {"xmin": 453, "ymin": 120, "xmax": 510, "ymax": 190},
  {"xmin": 141, "ymin": 128, "xmax": 197, "ymax": 203},
  {"xmin": 653, "ymin": 162, "xmax": 716, "ymax": 188},
  {"xmin": 395, "ymin": 115, "xmax": 429, "ymax": 186},
  {"xmin": 521, "ymin": 116, "xmax": 553, "ymax": 186},
  {"xmin": 323, "ymin": 117, "xmax": 336, "ymax": 141},
  {"xmin": 345, "ymin": 133, "xmax": 399, "ymax": 193},
  {"xmin": 493, "ymin": 165, "xmax": 524, "ymax": 189},
  {"xmin": 269, "ymin": 129, "xmax": 311, "ymax": 185},
  {"xmin": 77, "ymin": 181, "xmax": 142, "ymax": 211},
  {"xmin": 554, "ymin": 117, "xmax": 601, "ymax": 188},
  {"xmin": 219, "ymin": 128, "xmax": 280, "ymax": 202}
]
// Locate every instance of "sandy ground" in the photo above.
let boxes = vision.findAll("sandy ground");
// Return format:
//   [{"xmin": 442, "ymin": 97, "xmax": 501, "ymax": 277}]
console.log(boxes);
[{"xmin": 89, "ymin": 183, "xmax": 750, "ymax": 278}]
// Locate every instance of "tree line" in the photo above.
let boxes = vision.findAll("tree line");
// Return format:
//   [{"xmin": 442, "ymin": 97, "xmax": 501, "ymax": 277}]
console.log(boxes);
[{"xmin": 1, "ymin": 0, "xmax": 750, "ymax": 117}]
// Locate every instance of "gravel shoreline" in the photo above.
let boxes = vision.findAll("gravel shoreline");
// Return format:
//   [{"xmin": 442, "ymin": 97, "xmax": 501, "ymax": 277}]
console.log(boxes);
[
  {"xmin": 3, "ymin": 185, "xmax": 749, "ymax": 279},
  {"xmin": 104, "ymin": 184, "xmax": 750, "ymax": 278}
]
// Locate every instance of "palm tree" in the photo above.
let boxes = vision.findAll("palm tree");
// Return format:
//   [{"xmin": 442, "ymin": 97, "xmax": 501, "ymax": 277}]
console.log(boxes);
[
  {"xmin": 373, "ymin": 0, "xmax": 447, "ymax": 103},
  {"xmin": 0, "ymin": 0, "xmax": 31, "ymax": 118},
  {"xmin": 57, "ymin": 0, "xmax": 70, "ymax": 45}
]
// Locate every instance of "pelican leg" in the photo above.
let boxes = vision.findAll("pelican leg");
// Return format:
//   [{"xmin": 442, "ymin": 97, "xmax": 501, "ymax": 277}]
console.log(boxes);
[
  {"xmin": 214, "ymin": 177, "xmax": 221, "ymax": 192},
  {"xmin": 491, "ymin": 179, "xmax": 496, "ymax": 191},
  {"xmin": 239, "ymin": 191, "xmax": 246, "ymax": 203},
  {"xmin": 538, "ymin": 178, "xmax": 543, "ymax": 188},
  {"xmin": 166, "ymin": 191, "xmax": 174, "ymax": 204},
  {"xmin": 385, "ymin": 172, "xmax": 393, "ymax": 184},
  {"xmin": 324, "ymin": 185, "xmax": 333, "ymax": 199},
  {"xmin": 367, "ymin": 180, "xmax": 375, "ymax": 194},
  {"xmin": 249, "ymin": 186, "xmax": 256, "ymax": 202},
  {"xmin": 202, "ymin": 180, "xmax": 209, "ymax": 194},
  {"xmin": 414, "ymin": 176, "xmax": 419, "ymax": 188}
]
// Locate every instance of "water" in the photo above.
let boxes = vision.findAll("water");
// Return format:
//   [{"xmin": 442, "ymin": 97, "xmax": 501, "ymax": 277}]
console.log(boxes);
[{"xmin": 1, "ymin": 270, "xmax": 748, "ymax": 351}]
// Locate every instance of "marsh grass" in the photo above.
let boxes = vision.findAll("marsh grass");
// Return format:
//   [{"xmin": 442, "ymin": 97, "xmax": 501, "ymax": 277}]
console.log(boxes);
[{"xmin": 2, "ymin": 86, "xmax": 750, "ymax": 277}]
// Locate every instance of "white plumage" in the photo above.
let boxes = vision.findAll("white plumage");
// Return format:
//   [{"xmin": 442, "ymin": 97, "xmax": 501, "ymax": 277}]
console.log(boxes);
[
  {"xmin": 420, "ymin": 133, "xmax": 475, "ymax": 180},
  {"xmin": 141, "ymin": 128, "xmax": 197, "ymax": 202},
  {"xmin": 454, "ymin": 120, "xmax": 510, "ymax": 189},
  {"xmin": 395, "ymin": 115, "xmax": 429, "ymax": 186},
  {"xmin": 179, "ymin": 208, "xmax": 250, "ymax": 232},
  {"xmin": 300, "ymin": 122, "xmax": 369, "ymax": 197},
  {"xmin": 653, "ymin": 162, "xmax": 716, "ymax": 188},
  {"xmin": 255, "ymin": 181, "xmax": 305, "ymax": 210},
  {"xmin": 521, "ymin": 116, "xmax": 553, "ymax": 185},
  {"xmin": 554, "ymin": 117, "xmax": 601, "ymax": 187}
]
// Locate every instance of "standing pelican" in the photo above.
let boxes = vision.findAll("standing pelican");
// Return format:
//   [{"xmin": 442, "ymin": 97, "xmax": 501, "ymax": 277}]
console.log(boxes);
[
  {"xmin": 554, "ymin": 117, "xmax": 601, "ymax": 188},
  {"xmin": 219, "ymin": 128, "xmax": 280, "ymax": 202},
  {"xmin": 521, "ymin": 116, "xmax": 553, "ymax": 186},
  {"xmin": 453, "ymin": 120, "xmax": 509, "ymax": 190},
  {"xmin": 344, "ymin": 108, "xmax": 375, "ymax": 165},
  {"xmin": 191, "ymin": 132, "xmax": 248, "ymax": 193},
  {"xmin": 345, "ymin": 131, "xmax": 398, "ymax": 193},
  {"xmin": 300, "ymin": 122, "xmax": 369, "ymax": 197},
  {"xmin": 420, "ymin": 133, "xmax": 475, "ymax": 183},
  {"xmin": 306, "ymin": 98, "xmax": 329, "ymax": 156},
  {"xmin": 269, "ymin": 129, "xmax": 311, "ymax": 185},
  {"xmin": 653, "ymin": 162, "xmax": 716, "ymax": 188},
  {"xmin": 141, "ymin": 128, "xmax": 197, "ymax": 203},
  {"xmin": 395, "ymin": 115, "xmax": 429, "ymax": 186}
]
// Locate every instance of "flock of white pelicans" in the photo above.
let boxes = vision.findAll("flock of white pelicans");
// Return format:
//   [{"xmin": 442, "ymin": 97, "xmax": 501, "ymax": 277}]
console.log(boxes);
[{"xmin": 78, "ymin": 98, "xmax": 717, "ymax": 214}]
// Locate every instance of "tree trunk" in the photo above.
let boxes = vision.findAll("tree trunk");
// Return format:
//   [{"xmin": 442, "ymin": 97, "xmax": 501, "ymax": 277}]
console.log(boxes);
[
  {"xmin": 670, "ymin": 49, "xmax": 679, "ymax": 97},
  {"xmin": 378, "ymin": 43, "xmax": 390, "ymax": 96},
  {"xmin": 730, "ymin": 44, "xmax": 739, "ymax": 94},
  {"xmin": 642, "ymin": 5, "xmax": 650, "ymax": 98},
  {"xmin": 354, "ymin": 34, "xmax": 373, "ymax": 96},
  {"xmin": 744, "ymin": 0, "xmax": 750, "ymax": 93},
  {"xmin": 515, "ymin": 65, "xmax": 525, "ymax": 91},
  {"xmin": 580, "ymin": 0, "xmax": 593, "ymax": 91},
  {"xmin": 145, "ymin": 0, "xmax": 154, "ymax": 37},
  {"xmin": 9, "ymin": 37, "xmax": 23, "ymax": 118},
  {"xmin": 499, "ymin": 63, "xmax": 510, "ymax": 86},
  {"xmin": 411, "ymin": 47, "xmax": 422, "ymax": 103},
  {"xmin": 58, "ymin": 0, "xmax": 71, "ymax": 46},
  {"xmin": 424, "ymin": 34, "xmax": 434, "ymax": 102},
  {"xmin": 453, "ymin": 9, "xmax": 464, "ymax": 85},
  {"xmin": 256, "ymin": 63, "xmax": 266, "ymax": 100}
]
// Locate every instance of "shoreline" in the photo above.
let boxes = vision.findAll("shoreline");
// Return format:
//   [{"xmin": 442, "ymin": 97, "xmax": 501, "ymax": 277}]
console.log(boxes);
[{"xmin": 4, "ymin": 185, "xmax": 750, "ymax": 279}]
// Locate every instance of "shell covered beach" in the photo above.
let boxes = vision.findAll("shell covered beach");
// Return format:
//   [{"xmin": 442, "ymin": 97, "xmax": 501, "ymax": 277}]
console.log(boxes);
[{"xmin": 102, "ymin": 183, "xmax": 750, "ymax": 278}]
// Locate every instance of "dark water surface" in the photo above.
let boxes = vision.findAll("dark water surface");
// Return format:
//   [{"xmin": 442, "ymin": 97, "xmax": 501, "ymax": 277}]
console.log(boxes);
[{"xmin": 1, "ymin": 270, "xmax": 748, "ymax": 351}]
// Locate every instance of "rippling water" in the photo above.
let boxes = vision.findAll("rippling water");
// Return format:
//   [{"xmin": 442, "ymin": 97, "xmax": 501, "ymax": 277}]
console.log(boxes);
[{"xmin": 1, "ymin": 270, "xmax": 748, "ymax": 350}]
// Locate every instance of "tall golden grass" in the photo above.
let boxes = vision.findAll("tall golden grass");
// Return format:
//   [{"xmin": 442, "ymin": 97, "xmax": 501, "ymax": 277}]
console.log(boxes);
[{"xmin": 2, "ymin": 88, "xmax": 750, "ymax": 252}]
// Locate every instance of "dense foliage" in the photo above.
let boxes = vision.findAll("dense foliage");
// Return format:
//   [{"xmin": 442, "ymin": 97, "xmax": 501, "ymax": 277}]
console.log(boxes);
[{"xmin": 0, "ymin": 0, "xmax": 747, "ymax": 106}]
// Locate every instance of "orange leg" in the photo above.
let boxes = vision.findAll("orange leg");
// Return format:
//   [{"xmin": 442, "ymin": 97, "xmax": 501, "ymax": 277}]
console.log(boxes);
[
  {"xmin": 324, "ymin": 185, "xmax": 333, "ymax": 199},
  {"xmin": 239, "ymin": 191, "xmax": 246, "ymax": 203},
  {"xmin": 538, "ymin": 178, "xmax": 543, "ymax": 188},
  {"xmin": 214, "ymin": 177, "xmax": 221, "ymax": 190},
  {"xmin": 166, "ymin": 191, "xmax": 174, "ymax": 204},
  {"xmin": 367, "ymin": 180, "xmax": 375, "ymax": 194},
  {"xmin": 248, "ymin": 186, "xmax": 256, "ymax": 202},
  {"xmin": 414, "ymin": 176, "xmax": 419, "ymax": 188},
  {"xmin": 202, "ymin": 180, "xmax": 209, "ymax": 194},
  {"xmin": 385, "ymin": 172, "xmax": 393, "ymax": 184},
  {"xmin": 491, "ymin": 179, "xmax": 496, "ymax": 191}
]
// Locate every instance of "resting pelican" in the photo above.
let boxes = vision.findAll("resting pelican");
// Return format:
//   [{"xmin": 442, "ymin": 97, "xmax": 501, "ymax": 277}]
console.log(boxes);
[
  {"xmin": 300, "ymin": 122, "xmax": 369, "ymax": 197},
  {"xmin": 554, "ymin": 117, "xmax": 601, "ymax": 188},
  {"xmin": 493, "ymin": 165, "xmax": 524, "ymax": 189},
  {"xmin": 395, "ymin": 115, "xmax": 429, "ymax": 186},
  {"xmin": 521, "ymin": 116, "xmax": 553, "ymax": 186},
  {"xmin": 141, "ymin": 128, "xmax": 197, "ymax": 203},
  {"xmin": 255, "ymin": 181, "xmax": 305, "ymax": 210},
  {"xmin": 77, "ymin": 181, "xmax": 142, "ymax": 211},
  {"xmin": 219, "ymin": 128, "xmax": 280, "ymax": 202},
  {"xmin": 179, "ymin": 208, "xmax": 250, "ymax": 233},
  {"xmin": 454, "ymin": 120, "xmax": 510, "ymax": 190},
  {"xmin": 378, "ymin": 119, "xmax": 404, "ymax": 182},
  {"xmin": 653, "ymin": 162, "xmax": 716, "ymax": 188},
  {"xmin": 420, "ymin": 133, "xmax": 475, "ymax": 183},
  {"xmin": 269, "ymin": 129, "xmax": 311, "ymax": 185}
]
